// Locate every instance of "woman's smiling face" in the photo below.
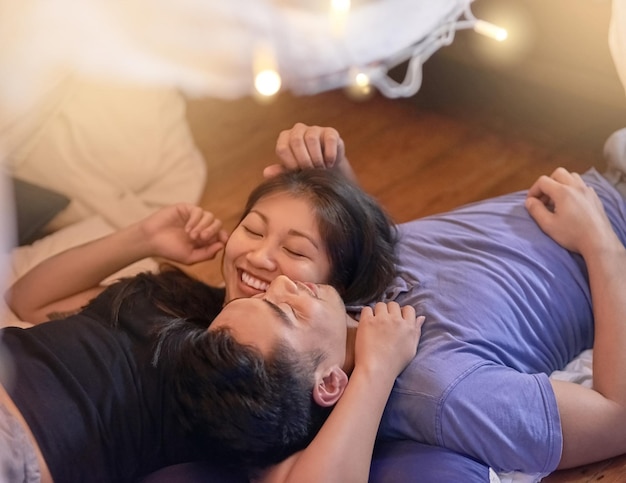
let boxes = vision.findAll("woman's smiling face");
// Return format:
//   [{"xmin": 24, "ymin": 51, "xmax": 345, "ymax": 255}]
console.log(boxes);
[{"xmin": 222, "ymin": 192, "xmax": 332, "ymax": 303}]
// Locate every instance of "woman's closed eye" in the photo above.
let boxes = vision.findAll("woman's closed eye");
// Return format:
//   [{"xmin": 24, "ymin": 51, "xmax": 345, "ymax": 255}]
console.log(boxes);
[
  {"xmin": 243, "ymin": 225, "xmax": 263, "ymax": 237},
  {"xmin": 283, "ymin": 247, "xmax": 308, "ymax": 258}
]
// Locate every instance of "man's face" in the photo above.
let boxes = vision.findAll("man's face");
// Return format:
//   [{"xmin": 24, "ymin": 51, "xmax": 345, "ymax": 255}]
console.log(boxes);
[
  {"xmin": 210, "ymin": 275, "xmax": 349, "ymax": 368},
  {"xmin": 221, "ymin": 192, "xmax": 332, "ymax": 303}
]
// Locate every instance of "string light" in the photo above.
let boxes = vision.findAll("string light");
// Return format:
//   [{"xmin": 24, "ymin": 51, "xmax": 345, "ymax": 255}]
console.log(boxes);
[
  {"xmin": 249, "ymin": 1, "xmax": 506, "ymax": 100},
  {"xmin": 363, "ymin": 4, "xmax": 509, "ymax": 98},
  {"xmin": 473, "ymin": 19, "xmax": 508, "ymax": 42},
  {"xmin": 253, "ymin": 42, "xmax": 281, "ymax": 98},
  {"xmin": 254, "ymin": 69, "xmax": 281, "ymax": 97},
  {"xmin": 354, "ymin": 71, "xmax": 370, "ymax": 88},
  {"xmin": 344, "ymin": 68, "xmax": 374, "ymax": 100}
]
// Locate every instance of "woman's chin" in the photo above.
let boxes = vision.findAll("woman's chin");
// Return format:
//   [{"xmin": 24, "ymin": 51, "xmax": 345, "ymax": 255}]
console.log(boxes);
[{"xmin": 225, "ymin": 280, "xmax": 265, "ymax": 302}]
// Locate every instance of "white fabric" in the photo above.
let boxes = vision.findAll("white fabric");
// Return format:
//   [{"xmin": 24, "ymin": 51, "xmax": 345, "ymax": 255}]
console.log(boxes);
[
  {"xmin": 610, "ymin": 0, "xmax": 626, "ymax": 97},
  {"xmin": 0, "ymin": 0, "xmax": 472, "ymax": 109},
  {"xmin": 275, "ymin": 0, "xmax": 472, "ymax": 95},
  {"xmin": 1, "ymin": 75, "xmax": 207, "ymax": 230}
]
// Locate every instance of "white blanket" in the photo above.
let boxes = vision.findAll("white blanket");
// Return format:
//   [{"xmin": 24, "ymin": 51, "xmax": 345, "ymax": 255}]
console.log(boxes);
[{"xmin": 2, "ymin": 75, "xmax": 207, "ymax": 231}]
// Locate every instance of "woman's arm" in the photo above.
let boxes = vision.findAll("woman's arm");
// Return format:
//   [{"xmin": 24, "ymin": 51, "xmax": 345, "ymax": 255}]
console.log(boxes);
[
  {"xmin": 264, "ymin": 123, "xmax": 358, "ymax": 183},
  {"xmin": 526, "ymin": 167, "xmax": 626, "ymax": 468},
  {"xmin": 259, "ymin": 303, "xmax": 424, "ymax": 483},
  {"xmin": 6, "ymin": 203, "xmax": 227, "ymax": 324}
]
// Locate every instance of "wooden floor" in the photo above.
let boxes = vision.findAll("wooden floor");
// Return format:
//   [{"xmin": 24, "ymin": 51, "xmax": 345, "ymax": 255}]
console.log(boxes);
[{"xmin": 185, "ymin": 64, "xmax": 626, "ymax": 481}]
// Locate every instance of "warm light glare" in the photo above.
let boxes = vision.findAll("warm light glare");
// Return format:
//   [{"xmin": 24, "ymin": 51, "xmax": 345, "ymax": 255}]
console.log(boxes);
[
  {"xmin": 473, "ymin": 20, "xmax": 508, "ymax": 42},
  {"xmin": 331, "ymin": 0, "xmax": 351, "ymax": 14},
  {"xmin": 254, "ymin": 69, "xmax": 281, "ymax": 96},
  {"xmin": 355, "ymin": 72, "xmax": 370, "ymax": 87},
  {"xmin": 345, "ymin": 68, "xmax": 373, "ymax": 100},
  {"xmin": 253, "ymin": 41, "xmax": 281, "ymax": 97},
  {"xmin": 329, "ymin": 0, "xmax": 350, "ymax": 37},
  {"xmin": 468, "ymin": 3, "xmax": 533, "ymax": 68}
]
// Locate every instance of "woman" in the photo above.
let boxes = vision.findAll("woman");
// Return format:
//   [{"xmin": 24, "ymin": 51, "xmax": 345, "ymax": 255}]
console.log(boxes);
[{"xmin": 1, "ymin": 143, "xmax": 421, "ymax": 482}]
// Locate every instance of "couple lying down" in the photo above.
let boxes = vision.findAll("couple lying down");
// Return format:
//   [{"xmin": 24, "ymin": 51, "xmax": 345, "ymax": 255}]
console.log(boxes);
[{"xmin": 1, "ymin": 123, "xmax": 626, "ymax": 483}]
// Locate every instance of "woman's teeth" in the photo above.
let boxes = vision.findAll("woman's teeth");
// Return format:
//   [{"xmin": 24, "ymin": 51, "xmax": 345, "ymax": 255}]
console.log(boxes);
[{"xmin": 241, "ymin": 271, "xmax": 269, "ymax": 291}]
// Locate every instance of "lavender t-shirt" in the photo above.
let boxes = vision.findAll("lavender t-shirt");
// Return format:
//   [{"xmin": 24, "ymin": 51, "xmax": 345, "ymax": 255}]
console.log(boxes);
[{"xmin": 377, "ymin": 168, "xmax": 626, "ymax": 476}]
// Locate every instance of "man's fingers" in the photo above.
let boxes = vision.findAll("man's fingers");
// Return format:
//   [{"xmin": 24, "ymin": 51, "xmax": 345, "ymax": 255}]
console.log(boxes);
[
  {"xmin": 525, "ymin": 196, "xmax": 552, "ymax": 226},
  {"xmin": 401, "ymin": 304, "xmax": 416, "ymax": 320}
]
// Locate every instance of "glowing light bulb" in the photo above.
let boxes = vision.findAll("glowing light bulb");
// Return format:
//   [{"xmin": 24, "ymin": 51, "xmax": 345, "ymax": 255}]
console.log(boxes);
[
  {"xmin": 473, "ymin": 20, "xmax": 508, "ymax": 42},
  {"xmin": 345, "ymin": 69, "xmax": 373, "ymax": 100},
  {"xmin": 253, "ymin": 41, "xmax": 281, "ymax": 97},
  {"xmin": 354, "ymin": 72, "xmax": 370, "ymax": 88},
  {"xmin": 254, "ymin": 69, "xmax": 281, "ymax": 97},
  {"xmin": 331, "ymin": 0, "xmax": 350, "ymax": 14}
]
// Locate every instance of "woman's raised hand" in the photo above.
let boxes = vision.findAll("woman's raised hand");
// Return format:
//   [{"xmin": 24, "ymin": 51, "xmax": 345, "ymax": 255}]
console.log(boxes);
[
  {"xmin": 525, "ymin": 167, "xmax": 620, "ymax": 257},
  {"xmin": 139, "ymin": 203, "xmax": 228, "ymax": 264},
  {"xmin": 264, "ymin": 122, "xmax": 356, "ymax": 181},
  {"xmin": 355, "ymin": 302, "xmax": 424, "ymax": 379}
]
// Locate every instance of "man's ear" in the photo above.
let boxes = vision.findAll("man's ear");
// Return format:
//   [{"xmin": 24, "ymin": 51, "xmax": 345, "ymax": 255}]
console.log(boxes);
[{"xmin": 312, "ymin": 366, "xmax": 348, "ymax": 407}]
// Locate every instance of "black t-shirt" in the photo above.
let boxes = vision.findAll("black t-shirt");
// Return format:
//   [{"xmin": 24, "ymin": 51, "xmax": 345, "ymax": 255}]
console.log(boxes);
[{"xmin": 0, "ymin": 273, "xmax": 225, "ymax": 483}]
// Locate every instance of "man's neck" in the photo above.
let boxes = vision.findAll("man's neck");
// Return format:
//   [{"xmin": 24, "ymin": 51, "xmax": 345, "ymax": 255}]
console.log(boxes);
[{"xmin": 343, "ymin": 316, "xmax": 358, "ymax": 375}]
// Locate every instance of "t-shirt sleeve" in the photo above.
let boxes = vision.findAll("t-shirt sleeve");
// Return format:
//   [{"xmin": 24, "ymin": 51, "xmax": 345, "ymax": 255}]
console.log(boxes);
[
  {"xmin": 439, "ymin": 363, "xmax": 562, "ymax": 475},
  {"xmin": 382, "ymin": 359, "xmax": 562, "ymax": 477}
]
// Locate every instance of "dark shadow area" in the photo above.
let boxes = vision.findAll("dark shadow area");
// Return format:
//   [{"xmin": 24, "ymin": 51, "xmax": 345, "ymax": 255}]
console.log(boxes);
[{"xmin": 409, "ymin": 52, "xmax": 626, "ymax": 159}]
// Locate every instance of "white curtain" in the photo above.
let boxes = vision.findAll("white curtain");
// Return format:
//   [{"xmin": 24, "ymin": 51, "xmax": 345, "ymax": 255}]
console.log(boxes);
[
  {"xmin": 610, "ymin": 0, "xmax": 626, "ymax": 97},
  {"xmin": 0, "ymin": 0, "xmax": 469, "ymax": 111}
]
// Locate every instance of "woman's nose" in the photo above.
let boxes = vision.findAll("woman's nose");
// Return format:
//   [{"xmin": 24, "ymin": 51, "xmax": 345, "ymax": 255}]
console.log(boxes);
[{"xmin": 246, "ymin": 242, "xmax": 277, "ymax": 270}]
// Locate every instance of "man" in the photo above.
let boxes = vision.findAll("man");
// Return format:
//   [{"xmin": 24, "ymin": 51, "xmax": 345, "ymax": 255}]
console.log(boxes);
[{"xmin": 190, "ymin": 125, "xmax": 626, "ymax": 480}]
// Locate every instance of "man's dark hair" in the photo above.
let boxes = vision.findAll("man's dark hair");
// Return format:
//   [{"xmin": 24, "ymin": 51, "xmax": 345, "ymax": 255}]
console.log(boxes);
[{"xmin": 156, "ymin": 318, "xmax": 331, "ymax": 470}]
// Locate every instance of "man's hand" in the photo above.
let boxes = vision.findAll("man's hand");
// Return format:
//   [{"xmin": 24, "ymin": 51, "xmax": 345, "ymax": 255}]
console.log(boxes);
[{"xmin": 525, "ymin": 167, "xmax": 619, "ymax": 257}]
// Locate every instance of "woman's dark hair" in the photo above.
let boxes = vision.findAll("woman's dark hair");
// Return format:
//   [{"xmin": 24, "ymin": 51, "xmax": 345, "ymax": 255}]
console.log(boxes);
[{"xmin": 238, "ymin": 169, "xmax": 398, "ymax": 305}]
